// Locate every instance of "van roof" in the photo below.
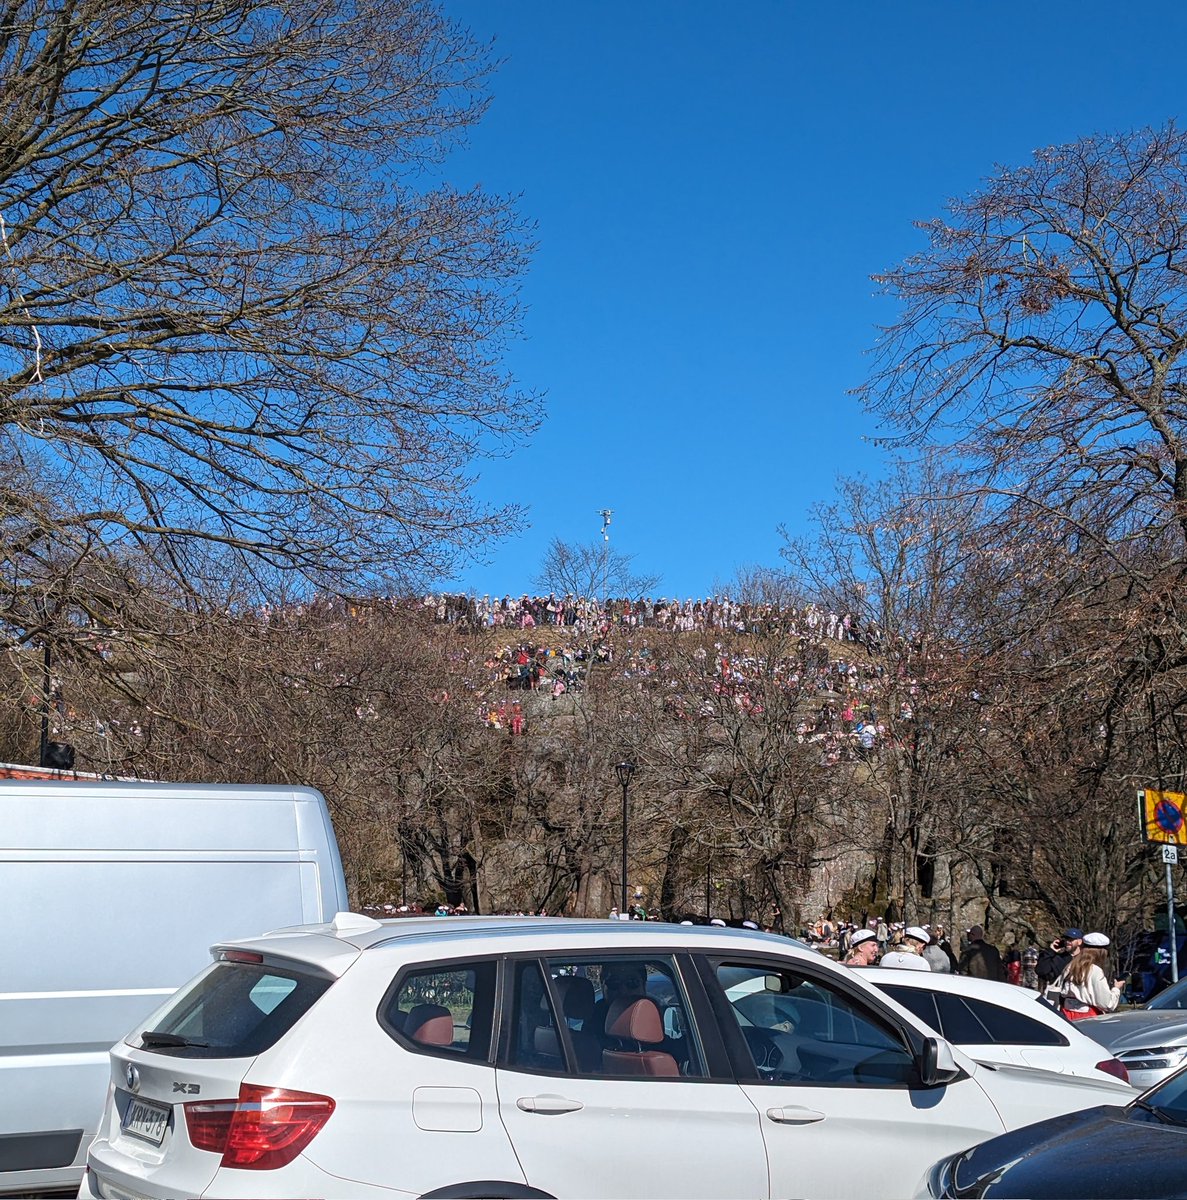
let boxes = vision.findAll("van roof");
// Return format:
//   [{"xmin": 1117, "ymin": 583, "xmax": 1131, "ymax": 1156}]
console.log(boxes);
[{"xmin": 0, "ymin": 779, "xmax": 323, "ymax": 799}]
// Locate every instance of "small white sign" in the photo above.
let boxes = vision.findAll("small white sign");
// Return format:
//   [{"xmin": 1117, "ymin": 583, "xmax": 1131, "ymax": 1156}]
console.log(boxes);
[{"xmin": 1163, "ymin": 845, "xmax": 1179, "ymax": 865}]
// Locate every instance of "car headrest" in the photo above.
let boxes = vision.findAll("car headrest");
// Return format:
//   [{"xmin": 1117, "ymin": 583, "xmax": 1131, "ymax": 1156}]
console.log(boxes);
[
  {"xmin": 605, "ymin": 996, "xmax": 664, "ymax": 1044},
  {"xmin": 548, "ymin": 975, "xmax": 596, "ymax": 1022},
  {"xmin": 406, "ymin": 1003, "xmax": 454, "ymax": 1046}
]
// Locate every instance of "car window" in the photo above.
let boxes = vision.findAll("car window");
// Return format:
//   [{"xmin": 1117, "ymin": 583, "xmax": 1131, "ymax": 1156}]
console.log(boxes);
[
  {"xmin": 715, "ymin": 962, "xmax": 916, "ymax": 1086},
  {"xmin": 880, "ymin": 985, "xmax": 1068, "ymax": 1048},
  {"xmin": 877, "ymin": 984, "xmax": 941, "ymax": 1032},
  {"xmin": 931, "ymin": 992, "xmax": 994, "ymax": 1043},
  {"xmin": 507, "ymin": 960, "xmax": 566, "ymax": 1072},
  {"xmin": 538, "ymin": 956, "xmax": 704, "ymax": 1079},
  {"xmin": 130, "ymin": 961, "xmax": 331, "ymax": 1058},
  {"xmin": 963, "ymin": 996, "xmax": 1066, "ymax": 1046},
  {"xmin": 1149, "ymin": 978, "xmax": 1187, "ymax": 1011},
  {"xmin": 382, "ymin": 961, "xmax": 496, "ymax": 1061}
]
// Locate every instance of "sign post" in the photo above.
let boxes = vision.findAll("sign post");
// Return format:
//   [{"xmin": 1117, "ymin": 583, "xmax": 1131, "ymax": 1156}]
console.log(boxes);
[{"xmin": 1139, "ymin": 789, "xmax": 1185, "ymax": 984}]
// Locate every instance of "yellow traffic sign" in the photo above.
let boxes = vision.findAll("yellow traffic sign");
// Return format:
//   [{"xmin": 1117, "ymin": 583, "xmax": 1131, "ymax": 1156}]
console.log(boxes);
[{"xmin": 1140, "ymin": 789, "xmax": 1187, "ymax": 845}]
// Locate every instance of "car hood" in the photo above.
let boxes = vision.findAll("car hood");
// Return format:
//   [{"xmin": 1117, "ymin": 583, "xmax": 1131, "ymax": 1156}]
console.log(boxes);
[
  {"xmin": 949, "ymin": 1104, "xmax": 1187, "ymax": 1198},
  {"xmin": 1084, "ymin": 1010, "xmax": 1187, "ymax": 1053}
]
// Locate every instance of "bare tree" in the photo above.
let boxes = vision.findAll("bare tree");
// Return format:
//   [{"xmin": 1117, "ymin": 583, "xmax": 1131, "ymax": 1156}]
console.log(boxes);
[
  {"xmin": 781, "ymin": 459, "xmax": 994, "ymax": 925},
  {"xmin": 851, "ymin": 125, "xmax": 1187, "ymax": 934},
  {"xmin": 0, "ymin": 0, "xmax": 537, "ymax": 662},
  {"xmin": 861, "ymin": 123, "xmax": 1187, "ymax": 568},
  {"xmin": 711, "ymin": 564, "xmax": 805, "ymax": 608},
  {"xmin": 534, "ymin": 537, "xmax": 659, "ymax": 601}
]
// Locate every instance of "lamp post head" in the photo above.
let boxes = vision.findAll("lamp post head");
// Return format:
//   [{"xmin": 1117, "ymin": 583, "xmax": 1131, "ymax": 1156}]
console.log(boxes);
[{"xmin": 615, "ymin": 760, "xmax": 636, "ymax": 788}]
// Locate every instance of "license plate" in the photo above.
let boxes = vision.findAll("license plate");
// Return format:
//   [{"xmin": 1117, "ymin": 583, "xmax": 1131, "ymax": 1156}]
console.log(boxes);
[{"xmin": 121, "ymin": 1096, "xmax": 171, "ymax": 1146}]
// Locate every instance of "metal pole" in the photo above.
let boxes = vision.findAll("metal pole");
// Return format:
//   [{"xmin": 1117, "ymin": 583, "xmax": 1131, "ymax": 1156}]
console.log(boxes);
[
  {"xmin": 38, "ymin": 639, "xmax": 50, "ymax": 768},
  {"xmin": 705, "ymin": 855, "xmax": 711, "ymax": 918},
  {"xmin": 1151, "ymin": 692, "xmax": 1178, "ymax": 982},
  {"xmin": 620, "ymin": 777, "xmax": 629, "ymax": 917},
  {"xmin": 1169, "ymin": 860, "xmax": 1180, "ymax": 984},
  {"xmin": 599, "ymin": 509, "xmax": 612, "ymax": 612}
]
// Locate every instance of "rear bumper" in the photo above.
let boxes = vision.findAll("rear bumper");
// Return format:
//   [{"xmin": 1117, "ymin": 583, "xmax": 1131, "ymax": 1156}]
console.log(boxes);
[{"xmin": 85, "ymin": 1141, "xmax": 415, "ymax": 1199}]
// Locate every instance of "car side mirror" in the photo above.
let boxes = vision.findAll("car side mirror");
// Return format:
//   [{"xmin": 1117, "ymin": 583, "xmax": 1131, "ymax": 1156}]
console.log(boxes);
[{"xmin": 918, "ymin": 1036, "xmax": 961, "ymax": 1086}]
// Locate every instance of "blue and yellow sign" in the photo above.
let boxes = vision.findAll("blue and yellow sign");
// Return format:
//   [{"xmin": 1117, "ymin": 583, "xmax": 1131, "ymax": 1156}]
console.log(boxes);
[{"xmin": 1140, "ymin": 789, "xmax": 1187, "ymax": 846}]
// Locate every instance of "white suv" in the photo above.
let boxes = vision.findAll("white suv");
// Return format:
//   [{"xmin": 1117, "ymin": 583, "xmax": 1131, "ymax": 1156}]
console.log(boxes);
[{"xmin": 80, "ymin": 915, "xmax": 1135, "ymax": 1200}]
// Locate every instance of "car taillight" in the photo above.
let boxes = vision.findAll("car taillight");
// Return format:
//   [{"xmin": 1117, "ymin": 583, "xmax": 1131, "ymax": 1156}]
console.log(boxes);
[
  {"xmin": 1096, "ymin": 1058, "xmax": 1130, "ymax": 1083},
  {"xmin": 184, "ymin": 1084, "xmax": 335, "ymax": 1169},
  {"xmin": 218, "ymin": 949, "xmax": 265, "ymax": 964}
]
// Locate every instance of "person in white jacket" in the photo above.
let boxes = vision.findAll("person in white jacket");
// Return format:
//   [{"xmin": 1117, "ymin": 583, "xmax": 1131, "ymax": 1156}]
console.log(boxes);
[{"xmin": 1055, "ymin": 931, "xmax": 1125, "ymax": 1020}]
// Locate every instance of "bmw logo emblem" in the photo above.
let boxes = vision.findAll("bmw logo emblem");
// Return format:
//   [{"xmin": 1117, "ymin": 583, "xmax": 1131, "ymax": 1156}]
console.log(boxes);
[{"xmin": 125, "ymin": 1063, "xmax": 140, "ymax": 1093}]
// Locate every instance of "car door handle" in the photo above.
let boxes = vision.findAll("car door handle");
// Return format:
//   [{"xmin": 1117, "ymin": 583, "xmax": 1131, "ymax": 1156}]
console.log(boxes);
[
  {"xmin": 516, "ymin": 1095, "xmax": 584, "ymax": 1115},
  {"xmin": 766, "ymin": 1105, "xmax": 826, "ymax": 1124}
]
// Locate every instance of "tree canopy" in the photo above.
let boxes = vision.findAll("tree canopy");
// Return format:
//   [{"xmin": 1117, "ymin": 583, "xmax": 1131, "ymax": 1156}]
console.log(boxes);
[
  {"xmin": 0, "ymin": 0, "xmax": 537, "ymax": 649},
  {"xmin": 862, "ymin": 123, "xmax": 1187, "ymax": 561}
]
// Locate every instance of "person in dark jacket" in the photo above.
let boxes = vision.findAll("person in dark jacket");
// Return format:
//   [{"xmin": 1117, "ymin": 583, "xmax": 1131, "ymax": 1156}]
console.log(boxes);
[
  {"xmin": 1036, "ymin": 928, "xmax": 1083, "ymax": 987},
  {"xmin": 958, "ymin": 924, "xmax": 1005, "ymax": 981}
]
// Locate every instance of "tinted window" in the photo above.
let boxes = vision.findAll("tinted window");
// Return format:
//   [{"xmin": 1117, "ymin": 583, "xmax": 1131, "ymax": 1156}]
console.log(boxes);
[
  {"xmin": 715, "ymin": 962, "xmax": 916, "ymax": 1087},
  {"xmin": 1149, "ymin": 978, "xmax": 1187, "ymax": 1011},
  {"xmin": 878, "ymin": 985, "xmax": 941, "ymax": 1032},
  {"xmin": 133, "ymin": 961, "xmax": 331, "ymax": 1057},
  {"xmin": 539, "ymin": 956, "xmax": 704, "ymax": 1078},
  {"xmin": 965, "ymin": 996, "xmax": 1066, "ymax": 1046},
  {"xmin": 382, "ymin": 961, "xmax": 496, "ymax": 1061},
  {"xmin": 932, "ymin": 992, "xmax": 993, "ymax": 1043}
]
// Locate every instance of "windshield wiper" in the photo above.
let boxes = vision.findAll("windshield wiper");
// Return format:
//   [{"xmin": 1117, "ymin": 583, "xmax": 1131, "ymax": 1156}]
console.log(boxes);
[
  {"xmin": 140, "ymin": 1030, "xmax": 210, "ymax": 1048},
  {"xmin": 1132, "ymin": 1099, "xmax": 1180, "ymax": 1125}
]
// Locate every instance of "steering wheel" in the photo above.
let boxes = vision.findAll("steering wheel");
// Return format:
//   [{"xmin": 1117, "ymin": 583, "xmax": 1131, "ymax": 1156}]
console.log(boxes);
[{"xmin": 741, "ymin": 1026, "xmax": 784, "ymax": 1078}]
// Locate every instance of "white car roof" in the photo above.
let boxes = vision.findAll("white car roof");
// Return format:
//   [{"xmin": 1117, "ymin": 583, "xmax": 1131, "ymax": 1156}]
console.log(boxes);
[{"xmin": 215, "ymin": 913, "xmax": 821, "ymax": 978}]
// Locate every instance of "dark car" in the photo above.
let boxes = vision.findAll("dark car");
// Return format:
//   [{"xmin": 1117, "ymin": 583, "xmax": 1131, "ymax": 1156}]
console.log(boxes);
[{"xmin": 923, "ymin": 1064, "xmax": 1187, "ymax": 1197}]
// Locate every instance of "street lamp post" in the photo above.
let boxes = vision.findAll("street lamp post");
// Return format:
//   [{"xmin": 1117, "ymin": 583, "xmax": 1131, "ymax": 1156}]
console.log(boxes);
[
  {"xmin": 616, "ymin": 760, "xmax": 636, "ymax": 916},
  {"xmin": 598, "ymin": 508, "xmax": 613, "ymax": 611}
]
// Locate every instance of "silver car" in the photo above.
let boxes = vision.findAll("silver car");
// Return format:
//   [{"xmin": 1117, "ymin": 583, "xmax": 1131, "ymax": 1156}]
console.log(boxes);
[{"xmin": 1082, "ymin": 974, "xmax": 1187, "ymax": 1089}]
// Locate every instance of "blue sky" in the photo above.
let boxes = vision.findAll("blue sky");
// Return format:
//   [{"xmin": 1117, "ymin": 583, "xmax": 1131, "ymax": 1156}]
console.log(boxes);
[{"xmin": 439, "ymin": 1, "xmax": 1187, "ymax": 599}]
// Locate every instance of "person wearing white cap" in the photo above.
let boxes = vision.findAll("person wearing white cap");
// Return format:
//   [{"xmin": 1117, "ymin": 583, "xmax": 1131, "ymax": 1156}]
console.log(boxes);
[
  {"xmin": 843, "ymin": 928, "xmax": 879, "ymax": 967},
  {"xmin": 1052, "ymin": 932, "xmax": 1125, "ymax": 1020},
  {"xmin": 893, "ymin": 925, "xmax": 931, "ymax": 966}
]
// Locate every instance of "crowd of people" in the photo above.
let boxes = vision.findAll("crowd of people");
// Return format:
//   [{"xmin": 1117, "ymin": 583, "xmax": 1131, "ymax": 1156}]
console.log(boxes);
[
  {"xmin": 426, "ymin": 592, "xmax": 886, "ymax": 648},
  {"xmin": 828, "ymin": 919, "xmax": 1127, "ymax": 1016},
  {"xmin": 238, "ymin": 591, "xmax": 930, "ymax": 765},
  {"xmin": 469, "ymin": 633, "xmax": 911, "ymax": 764},
  {"xmin": 439, "ymin": 590, "xmax": 923, "ymax": 761},
  {"xmin": 188, "ymin": 588, "xmax": 933, "ymax": 769}
]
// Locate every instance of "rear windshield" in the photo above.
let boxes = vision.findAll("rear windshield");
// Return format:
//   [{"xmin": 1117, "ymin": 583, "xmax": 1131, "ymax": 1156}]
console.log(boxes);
[{"xmin": 129, "ymin": 961, "xmax": 332, "ymax": 1058}]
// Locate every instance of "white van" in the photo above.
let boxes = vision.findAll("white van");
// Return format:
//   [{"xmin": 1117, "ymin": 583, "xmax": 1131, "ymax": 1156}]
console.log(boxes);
[{"xmin": 0, "ymin": 779, "xmax": 349, "ymax": 1197}]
